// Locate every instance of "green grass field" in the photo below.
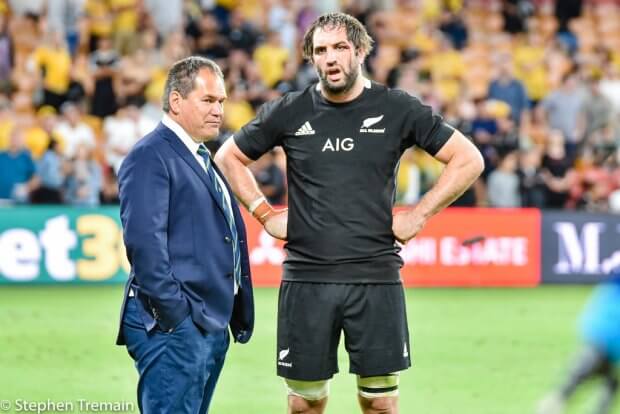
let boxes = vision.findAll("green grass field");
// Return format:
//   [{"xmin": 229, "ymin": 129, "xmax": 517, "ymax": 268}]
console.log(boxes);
[{"xmin": 0, "ymin": 285, "xmax": 617, "ymax": 413}]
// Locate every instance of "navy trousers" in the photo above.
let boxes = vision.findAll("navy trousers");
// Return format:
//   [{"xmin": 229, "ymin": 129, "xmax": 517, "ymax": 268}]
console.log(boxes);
[{"xmin": 122, "ymin": 297, "xmax": 229, "ymax": 413}]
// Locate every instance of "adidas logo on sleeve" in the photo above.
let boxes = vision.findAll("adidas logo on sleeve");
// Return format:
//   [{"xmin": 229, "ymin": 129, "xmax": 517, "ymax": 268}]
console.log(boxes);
[{"xmin": 294, "ymin": 121, "xmax": 316, "ymax": 136}]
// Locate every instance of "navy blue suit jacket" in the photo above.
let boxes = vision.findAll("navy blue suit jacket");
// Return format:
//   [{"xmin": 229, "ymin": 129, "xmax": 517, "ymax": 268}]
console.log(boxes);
[{"xmin": 116, "ymin": 122, "xmax": 254, "ymax": 345}]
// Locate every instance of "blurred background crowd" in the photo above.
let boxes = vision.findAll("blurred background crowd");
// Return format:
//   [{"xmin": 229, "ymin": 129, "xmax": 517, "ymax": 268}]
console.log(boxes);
[{"xmin": 0, "ymin": 0, "xmax": 619, "ymax": 211}]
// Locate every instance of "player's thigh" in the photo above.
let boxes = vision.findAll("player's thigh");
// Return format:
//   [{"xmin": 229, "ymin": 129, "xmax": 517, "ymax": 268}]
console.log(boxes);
[
  {"xmin": 342, "ymin": 283, "xmax": 411, "ymax": 376},
  {"xmin": 277, "ymin": 281, "xmax": 345, "ymax": 380}
]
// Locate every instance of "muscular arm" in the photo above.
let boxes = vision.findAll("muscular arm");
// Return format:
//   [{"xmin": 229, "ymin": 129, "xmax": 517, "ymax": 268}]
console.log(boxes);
[
  {"xmin": 214, "ymin": 137, "xmax": 264, "ymax": 208},
  {"xmin": 393, "ymin": 129, "xmax": 484, "ymax": 243},
  {"xmin": 215, "ymin": 138, "xmax": 288, "ymax": 239}
]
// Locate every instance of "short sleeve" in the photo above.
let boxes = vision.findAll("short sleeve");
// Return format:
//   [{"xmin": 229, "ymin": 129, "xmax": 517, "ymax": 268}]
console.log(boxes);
[
  {"xmin": 400, "ymin": 93, "xmax": 454, "ymax": 155},
  {"xmin": 233, "ymin": 98, "xmax": 284, "ymax": 160}
]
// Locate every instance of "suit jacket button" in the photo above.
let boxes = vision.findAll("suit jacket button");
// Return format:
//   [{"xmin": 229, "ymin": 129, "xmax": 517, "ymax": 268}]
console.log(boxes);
[
  {"xmin": 226, "ymin": 273, "xmax": 233, "ymax": 278},
  {"xmin": 224, "ymin": 236, "xmax": 232, "ymax": 243}
]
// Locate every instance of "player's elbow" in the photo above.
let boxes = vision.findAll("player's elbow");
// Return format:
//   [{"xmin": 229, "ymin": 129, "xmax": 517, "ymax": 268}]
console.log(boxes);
[{"xmin": 470, "ymin": 148, "xmax": 485, "ymax": 178}]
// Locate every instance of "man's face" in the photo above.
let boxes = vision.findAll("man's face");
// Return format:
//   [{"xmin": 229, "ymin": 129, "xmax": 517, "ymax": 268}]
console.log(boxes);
[
  {"xmin": 64, "ymin": 106, "xmax": 80, "ymax": 125},
  {"xmin": 312, "ymin": 26, "xmax": 363, "ymax": 95},
  {"xmin": 9, "ymin": 130, "xmax": 24, "ymax": 152},
  {"xmin": 175, "ymin": 68, "xmax": 227, "ymax": 141}
]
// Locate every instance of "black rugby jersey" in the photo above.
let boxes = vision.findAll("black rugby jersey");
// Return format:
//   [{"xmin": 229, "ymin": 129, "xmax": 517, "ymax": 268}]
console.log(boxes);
[{"xmin": 234, "ymin": 80, "xmax": 453, "ymax": 283}]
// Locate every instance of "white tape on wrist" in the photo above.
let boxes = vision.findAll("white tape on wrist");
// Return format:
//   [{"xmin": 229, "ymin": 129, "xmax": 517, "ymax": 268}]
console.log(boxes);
[{"xmin": 248, "ymin": 197, "xmax": 266, "ymax": 214}]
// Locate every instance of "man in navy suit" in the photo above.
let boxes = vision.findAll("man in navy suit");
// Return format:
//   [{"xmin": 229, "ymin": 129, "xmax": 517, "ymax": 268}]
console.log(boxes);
[{"xmin": 116, "ymin": 56, "xmax": 254, "ymax": 413}]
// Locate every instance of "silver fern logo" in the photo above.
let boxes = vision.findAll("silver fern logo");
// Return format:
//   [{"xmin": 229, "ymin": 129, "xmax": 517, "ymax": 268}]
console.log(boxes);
[
  {"xmin": 360, "ymin": 115, "xmax": 385, "ymax": 133},
  {"xmin": 278, "ymin": 348, "xmax": 292, "ymax": 367},
  {"xmin": 362, "ymin": 115, "xmax": 384, "ymax": 128}
]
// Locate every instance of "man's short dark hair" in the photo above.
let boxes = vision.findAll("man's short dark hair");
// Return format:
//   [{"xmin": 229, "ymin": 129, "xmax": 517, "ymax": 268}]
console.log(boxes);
[
  {"xmin": 302, "ymin": 12, "xmax": 374, "ymax": 61},
  {"xmin": 162, "ymin": 56, "xmax": 224, "ymax": 113}
]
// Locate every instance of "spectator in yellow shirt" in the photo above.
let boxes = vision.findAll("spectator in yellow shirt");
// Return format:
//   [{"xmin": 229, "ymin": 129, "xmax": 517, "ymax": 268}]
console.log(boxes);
[
  {"xmin": 223, "ymin": 84, "xmax": 255, "ymax": 132},
  {"xmin": 109, "ymin": 0, "xmax": 140, "ymax": 55},
  {"xmin": 30, "ymin": 31, "xmax": 72, "ymax": 111},
  {"xmin": 84, "ymin": 0, "xmax": 113, "ymax": 53},
  {"xmin": 253, "ymin": 31, "xmax": 289, "ymax": 88}
]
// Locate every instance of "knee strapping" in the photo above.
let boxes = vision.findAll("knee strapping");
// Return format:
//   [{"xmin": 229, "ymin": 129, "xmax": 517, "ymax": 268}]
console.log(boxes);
[
  {"xmin": 285, "ymin": 379, "xmax": 330, "ymax": 401},
  {"xmin": 357, "ymin": 374, "xmax": 399, "ymax": 398}
]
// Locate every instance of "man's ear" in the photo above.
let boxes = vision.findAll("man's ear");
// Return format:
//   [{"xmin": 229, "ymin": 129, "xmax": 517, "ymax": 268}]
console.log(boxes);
[
  {"xmin": 168, "ymin": 90, "xmax": 182, "ymax": 115},
  {"xmin": 355, "ymin": 48, "xmax": 367, "ymax": 63}
]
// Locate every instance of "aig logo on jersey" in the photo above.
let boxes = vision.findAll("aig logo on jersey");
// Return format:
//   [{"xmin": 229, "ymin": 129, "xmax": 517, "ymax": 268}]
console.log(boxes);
[
  {"xmin": 360, "ymin": 114, "xmax": 385, "ymax": 134},
  {"xmin": 322, "ymin": 137, "xmax": 354, "ymax": 152}
]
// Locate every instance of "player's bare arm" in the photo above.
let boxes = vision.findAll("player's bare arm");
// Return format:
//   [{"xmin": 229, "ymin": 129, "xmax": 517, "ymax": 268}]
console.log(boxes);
[
  {"xmin": 215, "ymin": 138, "xmax": 288, "ymax": 240},
  {"xmin": 392, "ymin": 130, "xmax": 484, "ymax": 244}
]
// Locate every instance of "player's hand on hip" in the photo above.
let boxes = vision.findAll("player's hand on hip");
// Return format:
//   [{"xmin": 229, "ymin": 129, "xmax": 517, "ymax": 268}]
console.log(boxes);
[
  {"xmin": 392, "ymin": 210, "xmax": 426, "ymax": 244},
  {"xmin": 264, "ymin": 208, "xmax": 288, "ymax": 240}
]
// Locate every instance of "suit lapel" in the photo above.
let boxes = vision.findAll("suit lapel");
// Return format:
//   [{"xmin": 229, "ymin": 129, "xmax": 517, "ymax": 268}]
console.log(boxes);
[{"xmin": 157, "ymin": 123, "xmax": 227, "ymax": 217}]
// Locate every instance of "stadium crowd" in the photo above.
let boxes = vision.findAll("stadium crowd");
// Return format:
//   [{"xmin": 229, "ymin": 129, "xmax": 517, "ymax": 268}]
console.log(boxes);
[{"xmin": 0, "ymin": 0, "xmax": 619, "ymax": 211}]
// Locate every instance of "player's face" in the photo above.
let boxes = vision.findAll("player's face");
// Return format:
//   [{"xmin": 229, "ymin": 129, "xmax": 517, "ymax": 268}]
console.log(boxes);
[
  {"xmin": 176, "ymin": 68, "xmax": 227, "ymax": 141},
  {"xmin": 312, "ymin": 26, "xmax": 362, "ymax": 95}
]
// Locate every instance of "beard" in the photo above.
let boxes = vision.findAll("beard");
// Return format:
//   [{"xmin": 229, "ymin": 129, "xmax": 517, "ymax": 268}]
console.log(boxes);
[{"xmin": 317, "ymin": 63, "xmax": 359, "ymax": 95}]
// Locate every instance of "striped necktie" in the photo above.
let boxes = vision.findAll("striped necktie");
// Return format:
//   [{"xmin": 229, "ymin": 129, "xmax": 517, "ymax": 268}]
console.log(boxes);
[{"xmin": 197, "ymin": 144, "xmax": 241, "ymax": 292}]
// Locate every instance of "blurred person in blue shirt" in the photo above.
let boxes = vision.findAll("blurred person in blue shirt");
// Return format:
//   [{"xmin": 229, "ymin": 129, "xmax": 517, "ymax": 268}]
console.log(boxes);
[
  {"xmin": 488, "ymin": 58, "xmax": 530, "ymax": 128},
  {"xmin": 537, "ymin": 271, "xmax": 620, "ymax": 414},
  {"xmin": 30, "ymin": 138, "xmax": 64, "ymax": 204},
  {"xmin": 64, "ymin": 143, "xmax": 102, "ymax": 206},
  {"xmin": 0, "ymin": 128, "xmax": 37, "ymax": 203}
]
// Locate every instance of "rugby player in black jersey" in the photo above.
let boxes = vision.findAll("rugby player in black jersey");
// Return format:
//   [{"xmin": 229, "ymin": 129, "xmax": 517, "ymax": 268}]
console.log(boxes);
[{"xmin": 215, "ymin": 12, "xmax": 484, "ymax": 414}]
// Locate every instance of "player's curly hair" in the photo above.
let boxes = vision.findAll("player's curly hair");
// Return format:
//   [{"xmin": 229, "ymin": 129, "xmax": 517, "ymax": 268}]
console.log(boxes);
[{"xmin": 302, "ymin": 12, "xmax": 374, "ymax": 62}]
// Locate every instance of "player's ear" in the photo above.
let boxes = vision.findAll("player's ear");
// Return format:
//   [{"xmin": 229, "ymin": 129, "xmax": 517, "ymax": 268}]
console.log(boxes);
[{"xmin": 355, "ymin": 48, "xmax": 367, "ymax": 63}]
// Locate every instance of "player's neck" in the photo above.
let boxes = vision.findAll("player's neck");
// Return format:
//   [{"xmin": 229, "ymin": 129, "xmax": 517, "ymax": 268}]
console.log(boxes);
[{"xmin": 320, "ymin": 75, "xmax": 367, "ymax": 104}]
